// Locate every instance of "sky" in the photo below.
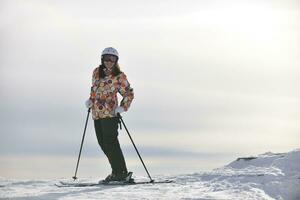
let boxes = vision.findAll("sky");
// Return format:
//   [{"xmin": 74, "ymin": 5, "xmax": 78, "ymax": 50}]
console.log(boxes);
[{"xmin": 0, "ymin": 0, "xmax": 300, "ymax": 178}]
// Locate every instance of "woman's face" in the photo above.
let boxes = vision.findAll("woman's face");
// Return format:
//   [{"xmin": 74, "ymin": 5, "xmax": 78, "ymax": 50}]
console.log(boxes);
[{"xmin": 103, "ymin": 55, "xmax": 117, "ymax": 70}]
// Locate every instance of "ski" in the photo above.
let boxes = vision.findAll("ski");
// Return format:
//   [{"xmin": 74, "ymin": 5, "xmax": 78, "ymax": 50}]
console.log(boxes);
[{"xmin": 55, "ymin": 180, "xmax": 173, "ymax": 187}]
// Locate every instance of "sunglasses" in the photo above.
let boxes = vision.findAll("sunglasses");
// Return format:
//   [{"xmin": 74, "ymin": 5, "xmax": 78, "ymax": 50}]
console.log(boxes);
[{"xmin": 103, "ymin": 55, "xmax": 118, "ymax": 63}]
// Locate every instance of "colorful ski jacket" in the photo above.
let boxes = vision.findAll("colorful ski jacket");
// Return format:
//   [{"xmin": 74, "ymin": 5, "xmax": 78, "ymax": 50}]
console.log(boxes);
[{"xmin": 89, "ymin": 67, "xmax": 134, "ymax": 120}]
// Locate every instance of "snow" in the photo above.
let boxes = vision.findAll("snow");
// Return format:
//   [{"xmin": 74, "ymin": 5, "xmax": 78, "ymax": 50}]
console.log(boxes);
[{"xmin": 1, "ymin": 149, "xmax": 300, "ymax": 200}]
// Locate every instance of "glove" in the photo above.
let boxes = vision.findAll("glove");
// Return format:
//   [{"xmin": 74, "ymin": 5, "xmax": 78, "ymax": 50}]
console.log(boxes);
[
  {"xmin": 85, "ymin": 99, "xmax": 93, "ymax": 108},
  {"xmin": 115, "ymin": 106, "xmax": 125, "ymax": 115}
]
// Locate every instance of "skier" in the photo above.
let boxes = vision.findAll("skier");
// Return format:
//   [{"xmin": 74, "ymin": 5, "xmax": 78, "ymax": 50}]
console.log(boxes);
[{"xmin": 85, "ymin": 47, "xmax": 134, "ymax": 182}]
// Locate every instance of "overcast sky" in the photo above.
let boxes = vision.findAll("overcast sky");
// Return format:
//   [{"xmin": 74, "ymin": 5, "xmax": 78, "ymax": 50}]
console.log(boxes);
[{"xmin": 1, "ymin": 0, "xmax": 300, "ymax": 178}]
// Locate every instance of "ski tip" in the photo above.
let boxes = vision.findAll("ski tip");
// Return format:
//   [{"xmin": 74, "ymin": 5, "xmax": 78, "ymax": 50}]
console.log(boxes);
[
  {"xmin": 55, "ymin": 183, "xmax": 64, "ymax": 187},
  {"xmin": 153, "ymin": 179, "xmax": 174, "ymax": 183}
]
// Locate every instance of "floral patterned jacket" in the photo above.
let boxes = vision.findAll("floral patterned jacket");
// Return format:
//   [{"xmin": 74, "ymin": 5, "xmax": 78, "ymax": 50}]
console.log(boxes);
[{"xmin": 89, "ymin": 67, "xmax": 134, "ymax": 120}]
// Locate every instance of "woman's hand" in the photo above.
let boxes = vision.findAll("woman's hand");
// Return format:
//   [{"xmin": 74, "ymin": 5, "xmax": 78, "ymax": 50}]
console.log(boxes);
[
  {"xmin": 85, "ymin": 99, "xmax": 93, "ymax": 108},
  {"xmin": 115, "ymin": 106, "xmax": 125, "ymax": 115}
]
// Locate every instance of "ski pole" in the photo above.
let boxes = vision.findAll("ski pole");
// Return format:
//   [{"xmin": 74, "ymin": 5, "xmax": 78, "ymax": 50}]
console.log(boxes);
[
  {"xmin": 117, "ymin": 113, "xmax": 154, "ymax": 183},
  {"xmin": 72, "ymin": 108, "xmax": 91, "ymax": 180}
]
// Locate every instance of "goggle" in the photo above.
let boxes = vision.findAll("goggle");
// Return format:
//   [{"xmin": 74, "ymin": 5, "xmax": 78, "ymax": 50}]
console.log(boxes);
[{"xmin": 102, "ymin": 55, "xmax": 118, "ymax": 63}]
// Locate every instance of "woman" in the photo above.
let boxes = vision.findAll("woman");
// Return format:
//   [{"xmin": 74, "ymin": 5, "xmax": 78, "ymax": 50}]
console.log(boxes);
[{"xmin": 85, "ymin": 47, "xmax": 134, "ymax": 182}]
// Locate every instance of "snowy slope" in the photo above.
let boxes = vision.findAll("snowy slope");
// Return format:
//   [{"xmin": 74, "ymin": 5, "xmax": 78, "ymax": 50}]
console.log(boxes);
[
  {"xmin": 207, "ymin": 149, "xmax": 300, "ymax": 200},
  {"xmin": 1, "ymin": 149, "xmax": 299, "ymax": 200}
]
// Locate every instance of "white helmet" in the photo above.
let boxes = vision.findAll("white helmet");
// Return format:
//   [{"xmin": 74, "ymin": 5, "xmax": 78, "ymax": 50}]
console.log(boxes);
[{"xmin": 101, "ymin": 47, "xmax": 119, "ymax": 58}]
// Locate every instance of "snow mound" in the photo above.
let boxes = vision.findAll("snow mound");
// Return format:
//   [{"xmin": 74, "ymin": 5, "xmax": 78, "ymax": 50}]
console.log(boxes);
[
  {"xmin": 0, "ymin": 149, "xmax": 299, "ymax": 200},
  {"xmin": 208, "ymin": 149, "xmax": 300, "ymax": 200}
]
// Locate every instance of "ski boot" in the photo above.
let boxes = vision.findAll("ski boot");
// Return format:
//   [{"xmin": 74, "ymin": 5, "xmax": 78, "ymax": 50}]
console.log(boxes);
[{"xmin": 101, "ymin": 171, "xmax": 134, "ymax": 183}]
